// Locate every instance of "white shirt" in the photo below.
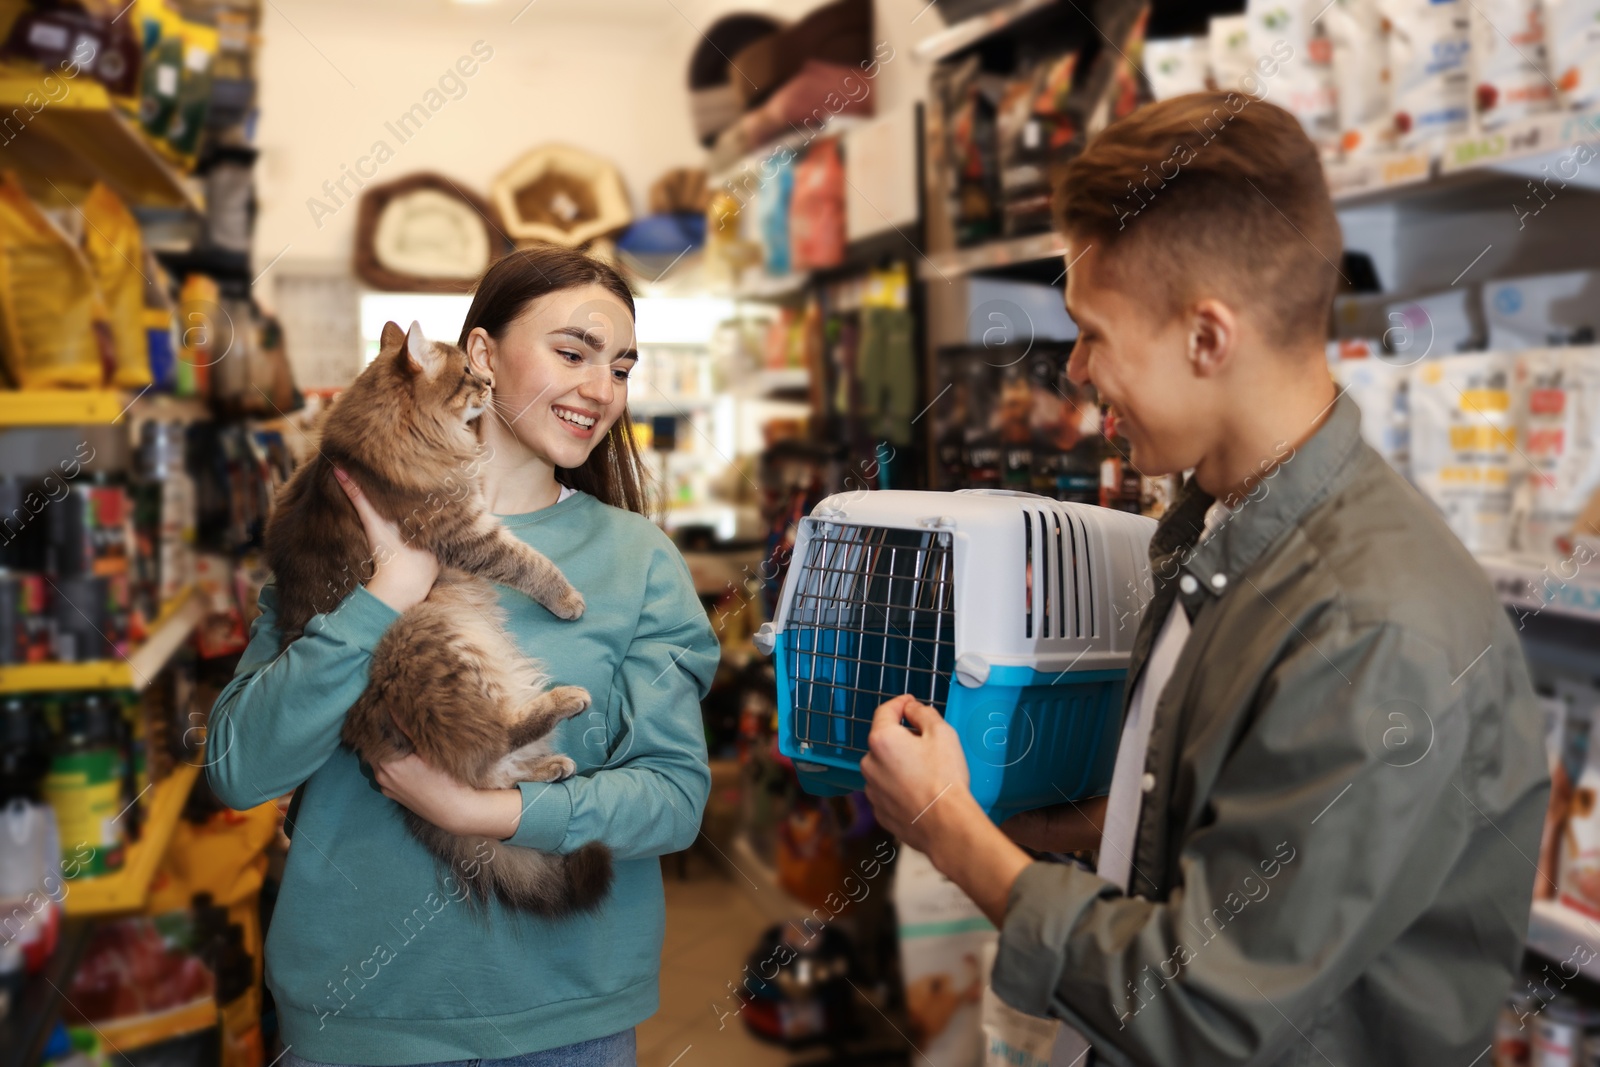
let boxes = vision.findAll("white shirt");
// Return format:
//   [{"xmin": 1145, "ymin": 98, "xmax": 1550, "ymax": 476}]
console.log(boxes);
[
  {"xmin": 1095, "ymin": 500, "xmax": 1230, "ymax": 893},
  {"xmin": 556, "ymin": 484, "xmax": 575, "ymax": 503}
]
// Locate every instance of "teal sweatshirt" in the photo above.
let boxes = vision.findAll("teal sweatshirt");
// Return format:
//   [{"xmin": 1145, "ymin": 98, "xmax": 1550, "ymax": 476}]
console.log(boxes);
[{"xmin": 206, "ymin": 491, "xmax": 719, "ymax": 1065}]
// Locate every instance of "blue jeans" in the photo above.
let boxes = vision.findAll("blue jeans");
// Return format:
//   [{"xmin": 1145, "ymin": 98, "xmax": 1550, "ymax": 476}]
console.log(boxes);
[{"xmin": 281, "ymin": 1029, "xmax": 635, "ymax": 1067}]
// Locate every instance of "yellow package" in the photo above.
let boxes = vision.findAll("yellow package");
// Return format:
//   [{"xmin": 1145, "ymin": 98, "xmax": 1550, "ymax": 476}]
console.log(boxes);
[
  {"xmin": 0, "ymin": 171, "xmax": 111, "ymax": 388},
  {"xmin": 81, "ymin": 183, "xmax": 152, "ymax": 388}
]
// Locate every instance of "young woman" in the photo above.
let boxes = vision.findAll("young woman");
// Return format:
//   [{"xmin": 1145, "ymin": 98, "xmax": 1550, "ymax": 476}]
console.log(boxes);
[{"xmin": 207, "ymin": 248, "xmax": 718, "ymax": 1067}]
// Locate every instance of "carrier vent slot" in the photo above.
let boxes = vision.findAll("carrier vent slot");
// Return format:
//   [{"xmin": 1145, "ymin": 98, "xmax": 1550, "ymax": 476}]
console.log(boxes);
[
  {"xmin": 1038, "ymin": 511, "xmax": 1051, "ymax": 639},
  {"xmin": 1023, "ymin": 512, "xmax": 1034, "ymax": 639},
  {"xmin": 1068, "ymin": 513, "xmax": 1097, "ymax": 638},
  {"xmin": 784, "ymin": 523, "xmax": 955, "ymax": 761}
]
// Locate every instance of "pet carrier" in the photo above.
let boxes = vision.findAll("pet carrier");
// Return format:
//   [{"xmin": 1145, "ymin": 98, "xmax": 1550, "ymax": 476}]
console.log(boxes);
[{"xmin": 754, "ymin": 489, "xmax": 1157, "ymax": 824}]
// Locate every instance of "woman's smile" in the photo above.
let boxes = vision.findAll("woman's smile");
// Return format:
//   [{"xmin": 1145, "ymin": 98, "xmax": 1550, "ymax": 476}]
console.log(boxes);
[{"xmin": 552, "ymin": 403, "xmax": 600, "ymax": 437}]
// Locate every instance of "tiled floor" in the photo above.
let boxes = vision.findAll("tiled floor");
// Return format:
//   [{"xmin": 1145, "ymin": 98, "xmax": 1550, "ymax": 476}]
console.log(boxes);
[{"xmin": 638, "ymin": 856, "xmax": 797, "ymax": 1067}]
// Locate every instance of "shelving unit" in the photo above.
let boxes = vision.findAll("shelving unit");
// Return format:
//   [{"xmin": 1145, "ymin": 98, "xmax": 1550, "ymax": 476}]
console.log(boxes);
[
  {"xmin": 0, "ymin": 67, "xmax": 202, "ymax": 216},
  {"xmin": 63, "ymin": 761, "xmax": 202, "ymax": 917},
  {"xmin": 0, "ymin": 588, "xmax": 202, "ymax": 695},
  {"xmin": 914, "ymin": 102, "xmax": 1600, "ymax": 280}
]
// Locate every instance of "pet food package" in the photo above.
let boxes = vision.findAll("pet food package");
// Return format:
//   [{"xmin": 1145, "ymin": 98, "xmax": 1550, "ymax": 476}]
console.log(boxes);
[
  {"xmin": 1546, "ymin": 0, "xmax": 1600, "ymax": 108},
  {"xmin": 791, "ymin": 139, "xmax": 846, "ymax": 270},
  {"xmin": 1246, "ymin": 0, "xmax": 1339, "ymax": 150},
  {"xmin": 1484, "ymin": 270, "xmax": 1600, "ymax": 349},
  {"xmin": 760, "ymin": 154, "xmax": 795, "ymax": 277},
  {"xmin": 1385, "ymin": 288, "xmax": 1481, "ymax": 358},
  {"xmin": 1515, "ymin": 347, "xmax": 1600, "ymax": 561},
  {"xmin": 978, "ymin": 939, "xmax": 1072, "ymax": 1067},
  {"xmin": 894, "ymin": 846, "xmax": 995, "ymax": 1067},
  {"xmin": 1470, "ymin": 0, "xmax": 1556, "ymax": 129},
  {"xmin": 1332, "ymin": 353, "xmax": 1412, "ymax": 476},
  {"xmin": 1382, "ymin": 0, "xmax": 1472, "ymax": 149},
  {"xmin": 1410, "ymin": 352, "xmax": 1522, "ymax": 555},
  {"xmin": 1209, "ymin": 15, "xmax": 1255, "ymax": 94},
  {"xmin": 1560, "ymin": 685, "xmax": 1600, "ymax": 919},
  {"xmin": 0, "ymin": 171, "xmax": 111, "ymax": 389},
  {"xmin": 1144, "ymin": 37, "xmax": 1210, "ymax": 100},
  {"xmin": 80, "ymin": 183, "xmax": 152, "ymax": 389},
  {"xmin": 1326, "ymin": 0, "xmax": 1395, "ymax": 156}
]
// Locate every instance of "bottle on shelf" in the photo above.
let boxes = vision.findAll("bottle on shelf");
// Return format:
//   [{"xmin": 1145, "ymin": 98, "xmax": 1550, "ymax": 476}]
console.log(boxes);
[{"xmin": 43, "ymin": 694, "xmax": 128, "ymax": 879}]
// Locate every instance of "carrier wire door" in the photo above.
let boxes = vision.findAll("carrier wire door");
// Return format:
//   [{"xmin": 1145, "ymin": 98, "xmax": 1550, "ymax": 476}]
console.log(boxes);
[{"xmin": 758, "ymin": 489, "xmax": 1157, "ymax": 823}]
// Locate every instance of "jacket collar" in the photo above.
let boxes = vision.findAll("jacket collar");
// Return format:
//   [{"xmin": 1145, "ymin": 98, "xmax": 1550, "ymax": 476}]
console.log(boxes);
[{"xmin": 1148, "ymin": 391, "xmax": 1364, "ymax": 616}]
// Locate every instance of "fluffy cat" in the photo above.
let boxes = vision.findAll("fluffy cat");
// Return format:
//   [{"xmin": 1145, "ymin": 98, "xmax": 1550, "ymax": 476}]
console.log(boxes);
[{"xmin": 263, "ymin": 319, "xmax": 612, "ymax": 917}]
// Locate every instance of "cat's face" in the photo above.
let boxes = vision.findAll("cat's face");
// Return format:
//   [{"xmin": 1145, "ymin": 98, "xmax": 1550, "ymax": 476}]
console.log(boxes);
[{"xmin": 374, "ymin": 320, "xmax": 493, "ymax": 432}]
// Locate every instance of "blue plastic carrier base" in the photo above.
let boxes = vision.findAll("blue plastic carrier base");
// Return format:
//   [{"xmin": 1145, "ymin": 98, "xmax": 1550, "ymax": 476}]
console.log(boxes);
[{"xmin": 774, "ymin": 629, "xmax": 1125, "ymax": 825}]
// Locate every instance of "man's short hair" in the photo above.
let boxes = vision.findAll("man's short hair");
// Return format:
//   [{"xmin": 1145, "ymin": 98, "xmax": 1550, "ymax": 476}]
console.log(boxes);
[{"xmin": 1053, "ymin": 92, "xmax": 1342, "ymax": 348}]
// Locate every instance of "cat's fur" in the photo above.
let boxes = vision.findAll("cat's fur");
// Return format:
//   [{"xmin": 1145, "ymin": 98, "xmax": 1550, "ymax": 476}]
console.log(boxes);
[{"xmin": 263, "ymin": 320, "xmax": 612, "ymax": 917}]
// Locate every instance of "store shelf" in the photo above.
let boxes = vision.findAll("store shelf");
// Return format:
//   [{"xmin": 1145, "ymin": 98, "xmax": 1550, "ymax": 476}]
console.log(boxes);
[
  {"xmin": 1481, "ymin": 557, "xmax": 1600, "ymax": 626},
  {"xmin": 0, "ymin": 66, "xmax": 202, "ymax": 215},
  {"xmin": 913, "ymin": 0, "xmax": 1056, "ymax": 61},
  {"xmin": 89, "ymin": 996, "xmax": 217, "ymax": 1053},
  {"xmin": 0, "ymin": 389, "xmax": 129, "ymax": 427},
  {"xmin": 0, "ymin": 389, "xmax": 208, "ymax": 428},
  {"xmin": 918, "ymin": 230, "xmax": 1069, "ymax": 281},
  {"xmin": 709, "ymin": 115, "xmax": 869, "ymax": 187},
  {"xmin": 918, "ymin": 106, "xmax": 1600, "ymax": 279},
  {"xmin": 0, "ymin": 918, "xmax": 93, "ymax": 1067},
  {"xmin": 63, "ymin": 762, "xmax": 201, "ymax": 917},
  {"xmin": 730, "ymin": 270, "xmax": 811, "ymax": 301},
  {"xmin": 1528, "ymin": 900, "xmax": 1600, "ymax": 980},
  {"xmin": 0, "ymin": 588, "xmax": 202, "ymax": 694}
]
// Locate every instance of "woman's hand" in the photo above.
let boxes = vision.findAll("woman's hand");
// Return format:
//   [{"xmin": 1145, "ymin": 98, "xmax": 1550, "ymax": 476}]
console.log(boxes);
[
  {"xmin": 374, "ymin": 752, "xmax": 524, "ymax": 840},
  {"xmin": 333, "ymin": 467, "xmax": 439, "ymax": 613}
]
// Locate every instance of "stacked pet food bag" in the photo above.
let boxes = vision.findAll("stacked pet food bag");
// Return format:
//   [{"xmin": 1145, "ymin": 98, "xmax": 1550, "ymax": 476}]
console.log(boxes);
[
  {"xmin": 1329, "ymin": 286, "xmax": 1600, "ymax": 1066},
  {"xmin": 1144, "ymin": 0, "xmax": 1599, "ymax": 162}
]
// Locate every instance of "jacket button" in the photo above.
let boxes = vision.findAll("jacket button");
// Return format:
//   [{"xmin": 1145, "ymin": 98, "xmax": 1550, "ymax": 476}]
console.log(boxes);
[
  {"xmin": 1179, "ymin": 574, "xmax": 1199, "ymax": 595},
  {"xmin": 1140, "ymin": 772, "xmax": 1156, "ymax": 793},
  {"xmin": 1211, "ymin": 573, "xmax": 1228, "ymax": 590}
]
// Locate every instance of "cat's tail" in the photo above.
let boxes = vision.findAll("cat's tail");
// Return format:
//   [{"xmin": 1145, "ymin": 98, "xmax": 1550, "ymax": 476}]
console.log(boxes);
[{"xmin": 410, "ymin": 815, "xmax": 614, "ymax": 918}]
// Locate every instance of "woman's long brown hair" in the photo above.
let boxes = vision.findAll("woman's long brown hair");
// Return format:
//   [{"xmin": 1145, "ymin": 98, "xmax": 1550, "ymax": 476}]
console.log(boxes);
[{"xmin": 459, "ymin": 247, "xmax": 653, "ymax": 517}]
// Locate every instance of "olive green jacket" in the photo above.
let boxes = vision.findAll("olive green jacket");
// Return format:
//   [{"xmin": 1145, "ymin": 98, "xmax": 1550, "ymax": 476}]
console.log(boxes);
[{"xmin": 992, "ymin": 393, "xmax": 1549, "ymax": 1066}]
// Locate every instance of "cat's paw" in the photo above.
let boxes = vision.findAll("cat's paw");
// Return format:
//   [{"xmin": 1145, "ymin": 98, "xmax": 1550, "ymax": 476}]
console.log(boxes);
[
  {"xmin": 520, "ymin": 755, "xmax": 577, "ymax": 782},
  {"xmin": 546, "ymin": 756, "xmax": 577, "ymax": 781},
  {"xmin": 549, "ymin": 685, "xmax": 591, "ymax": 718},
  {"xmin": 550, "ymin": 586, "xmax": 585, "ymax": 620}
]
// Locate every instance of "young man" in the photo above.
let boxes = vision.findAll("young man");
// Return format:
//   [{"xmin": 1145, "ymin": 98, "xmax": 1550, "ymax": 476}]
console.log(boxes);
[{"xmin": 861, "ymin": 93, "xmax": 1548, "ymax": 1064}]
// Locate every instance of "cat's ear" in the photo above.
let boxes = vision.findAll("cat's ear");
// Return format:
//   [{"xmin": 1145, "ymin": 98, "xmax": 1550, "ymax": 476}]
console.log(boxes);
[
  {"xmin": 380, "ymin": 321, "xmax": 405, "ymax": 353},
  {"xmin": 403, "ymin": 321, "xmax": 444, "ymax": 377}
]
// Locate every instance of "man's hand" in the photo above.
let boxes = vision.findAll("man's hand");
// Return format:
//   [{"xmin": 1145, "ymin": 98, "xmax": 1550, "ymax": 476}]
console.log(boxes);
[
  {"xmin": 374, "ymin": 753, "xmax": 523, "ymax": 840},
  {"xmin": 860, "ymin": 695, "xmax": 1033, "ymax": 925},
  {"xmin": 860, "ymin": 695, "xmax": 972, "ymax": 854}
]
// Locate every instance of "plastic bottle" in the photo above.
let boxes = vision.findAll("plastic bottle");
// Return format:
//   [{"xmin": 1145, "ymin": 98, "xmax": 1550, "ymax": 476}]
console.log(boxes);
[{"xmin": 43, "ymin": 696, "xmax": 127, "ymax": 878}]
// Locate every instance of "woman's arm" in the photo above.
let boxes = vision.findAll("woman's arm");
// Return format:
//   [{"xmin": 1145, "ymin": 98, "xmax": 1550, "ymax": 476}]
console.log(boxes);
[
  {"xmin": 207, "ymin": 469, "xmax": 436, "ymax": 811},
  {"xmin": 205, "ymin": 583, "xmax": 400, "ymax": 810},
  {"xmin": 502, "ymin": 541, "xmax": 718, "ymax": 861}
]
